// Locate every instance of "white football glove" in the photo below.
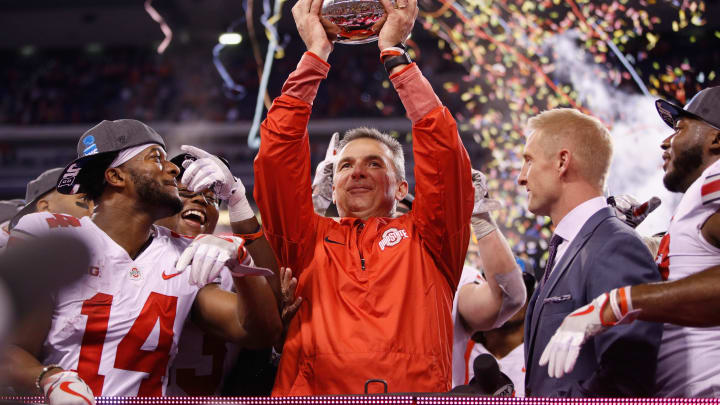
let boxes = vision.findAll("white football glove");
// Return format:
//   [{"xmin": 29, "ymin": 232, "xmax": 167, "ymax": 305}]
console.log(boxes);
[
  {"xmin": 539, "ymin": 293, "xmax": 611, "ymax": 379},
  {"xmin": 608, "ymin": 194, "xmax": 661, "ymax": 229},
  {"xmin": 538, "ymin": 288, "xmax": 640, "ymax": 379},
  {"xmin": 312, "ymin": 132, "xmax": 339, "ymax": 215},
  {"xmin": 471, "ymin": 169, "xmax": 502, "ymax": 215},
  {"xmin": 42, "ymin": 370, "xmax": 96, "ymax": 405},
  {"xmin": 180, "ymin": 145, "xmax": 254, "ymax": 222},
  {"xmin": 470, "ymin": 169, "xmax": 502, "ymax": 239},
  {"xmin": 176, "ymin": 234, "xmax": 273, "ymax": 286}
]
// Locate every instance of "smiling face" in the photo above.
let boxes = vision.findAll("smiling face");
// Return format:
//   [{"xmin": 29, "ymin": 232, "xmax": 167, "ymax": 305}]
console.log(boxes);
[
  {"xmin": 517, "ymin": 131, "xmax": 561, "ymax": 217},
  {"xmin": 155, "ymin": 185, "xmax": 220, "ymax": 236},
  {"xmin": 332, "ymin": 137, "xmax": 408, "ymax": 219},
  {"xmin": 661, "ymin": 118, "xmax": 718, "ymax": 193},
  {"xmin": 120, "ymin": 145, "xmax": 182, "ymax": 218}
]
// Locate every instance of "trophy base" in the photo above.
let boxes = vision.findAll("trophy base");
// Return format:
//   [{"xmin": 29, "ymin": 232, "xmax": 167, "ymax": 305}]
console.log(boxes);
[
  {"xmin": 336, "ymin": 28, "xmax": 379, "ymax": 44},
  {"xmin": 322, "ymin": 0, "xmax": 386, "ymax": 45}
]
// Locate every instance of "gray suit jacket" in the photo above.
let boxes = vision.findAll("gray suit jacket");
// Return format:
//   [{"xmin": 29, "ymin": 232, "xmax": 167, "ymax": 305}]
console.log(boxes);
[{"xmin": 524, "ymin": 207, "xmax": 662, "ymax": 397}]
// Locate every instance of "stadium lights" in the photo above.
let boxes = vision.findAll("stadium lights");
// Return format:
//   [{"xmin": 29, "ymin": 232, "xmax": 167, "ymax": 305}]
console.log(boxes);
[{"xmin": 218, "ymin": 32, "xmax": 242, "ymax": 45}]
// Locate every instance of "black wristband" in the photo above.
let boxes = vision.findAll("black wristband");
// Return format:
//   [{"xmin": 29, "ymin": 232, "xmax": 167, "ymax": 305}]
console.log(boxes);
[
  {"xmin": 392, "ymin": 42, "xmax": 407, "ymax": 51},
  {"xmin": 384, "ymin": 52, "xmax": 412, "ymax": 74}
]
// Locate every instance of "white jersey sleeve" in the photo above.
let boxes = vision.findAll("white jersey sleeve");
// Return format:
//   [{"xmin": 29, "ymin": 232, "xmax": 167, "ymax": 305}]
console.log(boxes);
[{"xmin": 700, "ymin": 160, "xmax": 720, "ymax": 208}]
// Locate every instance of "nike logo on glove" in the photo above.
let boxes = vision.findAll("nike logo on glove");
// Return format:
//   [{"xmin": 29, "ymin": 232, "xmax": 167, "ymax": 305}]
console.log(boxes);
[
  {"xmin": 570, "ymin": 305, "xmax": 595, "ymax": 317},
  {"xmin": 59, "ymin": 382, "xmax": 94, "ymax": 405},
  {"xmin": 324, "ymin": 236, "xmax": 345, "ymax": 245},
  {"xmin": 162, "ymin": 271, "xmax": 182, "ymax": 280}
]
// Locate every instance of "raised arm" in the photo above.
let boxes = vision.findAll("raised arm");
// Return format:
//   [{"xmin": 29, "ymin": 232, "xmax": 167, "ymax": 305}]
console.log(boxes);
[
  {"xmin": 253, "ymin": 0, "xmax": 335, "ymax": 271},
  {"xmin": 457, "ymin": 170, "xmax": 524, "ymax": 331},
  {"xmin": 390, "ymin": 68, "xmax": 473, "ymax": 284},
  {"xmin": 253, "ymin": 54, "xmax": 327, "ymax": 271},
  {"xmin": 376, "ymin": 0, "xmax": 473, "ymax": 284}
]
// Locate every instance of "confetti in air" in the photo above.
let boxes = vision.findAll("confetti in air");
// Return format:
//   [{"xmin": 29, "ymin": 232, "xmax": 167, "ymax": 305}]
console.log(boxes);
[
  {"xmin": 410, "ymin": 0, "xmax": 716, "ymax": 267},
  {"xmin": 247, "ymin": 0, "xmax": 290, "ymax": 149},
  {"xmin": 144, "ymin": 0, "xmax": 173, "ymax": 54}
]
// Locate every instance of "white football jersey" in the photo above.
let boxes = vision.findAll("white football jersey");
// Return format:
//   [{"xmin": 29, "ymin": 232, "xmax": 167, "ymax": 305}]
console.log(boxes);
[
  {"xmin": 654, "ymin": 158, "xmax": 720, "ymax": 397},
  {"xmin": 451, "ymin": 265, "xmax": 484, "ymax": 387},
  {"xmin": 166, "ymin": 270, "xmax": 239, "ymax": 396},
  {"xmin": 12, "ymin": 212, "xmax": 200, "ymax": 397}
]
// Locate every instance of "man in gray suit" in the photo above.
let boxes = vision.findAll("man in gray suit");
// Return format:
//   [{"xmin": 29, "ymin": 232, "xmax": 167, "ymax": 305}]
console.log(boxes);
[{"xmin": 517, "ymin": 108, "xmax": 662, "ymax": 397}]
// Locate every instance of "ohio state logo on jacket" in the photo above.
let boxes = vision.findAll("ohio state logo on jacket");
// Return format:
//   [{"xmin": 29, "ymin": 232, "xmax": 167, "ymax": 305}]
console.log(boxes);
[{"xmin": 378, "ymin": 228, "xmax": 409, "ymax": 251}]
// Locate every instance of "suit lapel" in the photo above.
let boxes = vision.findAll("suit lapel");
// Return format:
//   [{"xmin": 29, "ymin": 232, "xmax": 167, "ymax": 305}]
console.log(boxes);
[{"xmin": 526, "ymin": 207, "xmax": 614, "ymax": 372}]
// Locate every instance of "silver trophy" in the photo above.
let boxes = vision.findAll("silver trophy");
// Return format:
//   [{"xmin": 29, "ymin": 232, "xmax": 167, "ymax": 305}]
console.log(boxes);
[{"xmin": 321, "ymin": 0, "xmax": 392, "ymax": 44}]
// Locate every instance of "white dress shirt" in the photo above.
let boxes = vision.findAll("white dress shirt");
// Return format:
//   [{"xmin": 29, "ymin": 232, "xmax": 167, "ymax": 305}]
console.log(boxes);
[{"xmin": 549, "ymin": 196, "xmax": 607, "ymax": 276}]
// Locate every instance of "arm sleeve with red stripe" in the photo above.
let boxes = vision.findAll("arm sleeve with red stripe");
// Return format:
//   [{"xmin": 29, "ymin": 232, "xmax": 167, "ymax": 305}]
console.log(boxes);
[{"xmin": 700, "ymin": 162, "xmax": 720, "ymax": 206}]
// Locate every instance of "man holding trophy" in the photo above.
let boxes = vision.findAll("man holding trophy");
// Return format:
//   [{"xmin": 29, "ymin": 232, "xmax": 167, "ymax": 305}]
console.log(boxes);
[{"xmin": 253, "ymin": 0, "xmax": 478, "ymax": 395}]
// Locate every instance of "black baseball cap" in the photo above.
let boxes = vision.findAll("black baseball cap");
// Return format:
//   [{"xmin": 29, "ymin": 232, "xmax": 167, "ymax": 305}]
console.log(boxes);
[
  {"xmin": 57, "ymin": 119, "xmax": 166, "ymax": 195},
  {"xmin": 10, "ymin": 168, "xmax": 64, "ymax": 229},
  {"xmin": 656, "ymin": 86, "xmax": 720, "ymax": 131}
]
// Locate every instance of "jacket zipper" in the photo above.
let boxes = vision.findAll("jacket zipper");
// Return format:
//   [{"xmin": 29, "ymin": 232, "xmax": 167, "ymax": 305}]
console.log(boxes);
[{"xmin": 357, "ymin": 222, "xmax": 366, "ymax": 271}]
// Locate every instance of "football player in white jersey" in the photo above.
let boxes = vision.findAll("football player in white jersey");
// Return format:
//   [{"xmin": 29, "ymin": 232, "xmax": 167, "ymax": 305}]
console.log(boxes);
[
  {"xmin": 1, "ymin": 119, "xmax": 281, "ymax": 403},
  {"xmin": 159, "ymin": 151, "xmax": 281, "ymax": 396},
  {"xmin": 8, "ymin": 167, "xmax": 94, "ymax": 232},
  {"xmin": 452, "ymin": 266, "xmax": 535, "ymax": 395},
  {"xmin": 539, "ymin": 86, "xmax": 720, "ymax": 396}
]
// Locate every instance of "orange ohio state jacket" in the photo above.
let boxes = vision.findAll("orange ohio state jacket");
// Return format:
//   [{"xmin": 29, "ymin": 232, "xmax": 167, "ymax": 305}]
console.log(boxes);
[{"xmin": 254, "ymin": 52, "xmax": 474, "ymax": 396}]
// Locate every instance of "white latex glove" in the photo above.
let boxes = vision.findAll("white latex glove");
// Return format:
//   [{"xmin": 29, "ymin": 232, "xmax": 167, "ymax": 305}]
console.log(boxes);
[
  {"xmin": 471, "ymin": 169, "xmax": 502, "ymax": 215},
  {"xmin": 608, "ymin": 195, "xmax": 661, "ymax": 229},
  {"xmin": 180, "ymin": 145, "xmax": 255, "ymax": 222},
  {"xmin": 42, "ymin": 370, "xmax": 96, "ymax": 405},
  {"xmin": 312, "ymin": 133, "xmax": 339, "ymax": 214}
]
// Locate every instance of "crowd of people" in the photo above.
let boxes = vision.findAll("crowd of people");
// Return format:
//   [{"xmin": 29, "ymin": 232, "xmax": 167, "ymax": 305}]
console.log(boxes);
[
  {"xmin": 1, "ymin": 0, "xmax": 720, "ymax": 401},
  {"xmin": 0, "ymin": 37, "xmax": 460, "ymax": 125}
]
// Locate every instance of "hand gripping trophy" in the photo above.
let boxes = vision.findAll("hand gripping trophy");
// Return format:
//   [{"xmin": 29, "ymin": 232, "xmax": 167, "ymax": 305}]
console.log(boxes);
[{"xmin": 321, "ymin": 0, "xmax": 400, "ymax": 43}]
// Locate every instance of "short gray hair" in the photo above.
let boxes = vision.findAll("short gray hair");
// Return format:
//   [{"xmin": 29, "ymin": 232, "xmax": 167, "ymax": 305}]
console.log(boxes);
[{"xmin": 336, "ymin": 127, "xmax": 406, "ymax": 180}]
